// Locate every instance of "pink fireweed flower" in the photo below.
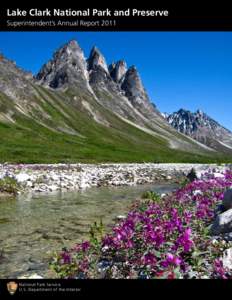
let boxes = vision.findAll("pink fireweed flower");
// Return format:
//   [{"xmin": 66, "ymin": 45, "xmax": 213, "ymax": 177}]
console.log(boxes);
[
  {"xmin": 72, "ymin": 244, "xmax": 82, "ymax": 252},
  {"xmin": 60, "ymin": 251, "xmax": 71, "ymax": 264},
  {"xmin": 161, "ymin": 253, "xmax": 182, "ymax": 268},
  {"xmin": 183, "ymin": 211, "xmax": 192, "ymax": 223},
  {"xmin": 125, "ymin": 240, "xmax": 134, "ymax": 249},
  {"xmin": 213, "ymin": 259, "xmax": 228, "ymax": 279},
  {"xmin": 144, "ymin": 226, "xmax": 165, "ymax": 247},
  {"xmin": 174, "ymin": 228, "xmax": 193, "ymax": 253},
  {"xmin": 102, "ymin": 235, "xmax": 113, "ymax": 247},
  {"xmin": 81, "ymin": 241, "xmax": 90, "ymax": 252},
  {"xmin": 79, "ymin": 258, "xmax": 89, "ymax": 273},
  {"xmin": 142, "ymin": 252, "xmax": 156, "ymax": 265}
]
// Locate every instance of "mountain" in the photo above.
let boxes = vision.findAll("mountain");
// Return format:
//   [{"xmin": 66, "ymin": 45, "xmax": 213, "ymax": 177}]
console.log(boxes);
[
  {"xmin": 109, "ymin": 60, "xmax": 127, "ymax": 83},
  {"xmin": 0, "ymin": 40, "xmax": 230, "ymax": 163},
  {"xmin": 166, "ymin": 109, "xmax": 232, "ymax": 154},
  {"xmin": 36, "ymin": 40, "xmax": 89, "ymax": 89}
]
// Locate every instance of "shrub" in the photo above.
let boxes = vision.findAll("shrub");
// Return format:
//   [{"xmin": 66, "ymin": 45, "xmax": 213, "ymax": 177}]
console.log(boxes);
[
  {"xmin": 0, "ymin": 176, "xmax": 20, "ymax": 195},
  {"xmin": 141, "ymin": 191, "xmax": 161, "ymax": 202}
]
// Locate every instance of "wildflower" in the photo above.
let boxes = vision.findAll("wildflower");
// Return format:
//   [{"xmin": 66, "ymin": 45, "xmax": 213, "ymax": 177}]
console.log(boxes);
[
  {"xmin": 213, "ymin": 259, "xmax": 228, "ymax": 279},
  {"xmin": 175, "ymin": 228, "xmax": 193, "ymax": 253},
  {"xmin": 142, "ymin": 252, "xmax": 156, "ymax": 265},
  {"xmin": 161, "ymin": 253, "xmax": 182, "ymax": 267},
  {"xmin": 52, "ymin": 170, "xmax": 232, "ymax": 279},
  {"xmin": 60, "ymin": 251, "xmax": 71, "ymax": 264},
  {"xmin": 81, "ymin": 241, "xmax": 90, "ymax": 252},
  {"xmin": 125, "ymin": 240, "xmax": 134, "ymax": 249},
  {"xmin": 167, "ymin": 272, "xmax": 176, "ymax": 279}
]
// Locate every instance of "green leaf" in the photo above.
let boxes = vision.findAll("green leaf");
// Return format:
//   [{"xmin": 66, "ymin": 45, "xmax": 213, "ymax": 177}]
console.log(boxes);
[{"xmin": 153, "ymin": 250, "xmax": 162, "ymax": 258}]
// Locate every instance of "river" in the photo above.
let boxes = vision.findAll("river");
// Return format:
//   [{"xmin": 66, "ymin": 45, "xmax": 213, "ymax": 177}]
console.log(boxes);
[{"xmin": 0, "ymin": 183, "xmax": 178, "ymax": 278}]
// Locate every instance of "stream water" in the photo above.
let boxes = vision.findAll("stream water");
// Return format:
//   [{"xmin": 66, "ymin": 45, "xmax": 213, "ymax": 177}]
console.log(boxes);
[{"xmin": 0, "ymin": 183, "xmax": 178, "ymax": 278}]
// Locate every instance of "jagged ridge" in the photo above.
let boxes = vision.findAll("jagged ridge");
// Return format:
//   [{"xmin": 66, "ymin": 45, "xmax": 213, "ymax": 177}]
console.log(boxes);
[
  {"xmin": 0, "ymin": 39, "xmax": 231, "ymax": 163},
  {"xmin": 166, "ymin": 109, "xmax": 232, "ymax": 153}
]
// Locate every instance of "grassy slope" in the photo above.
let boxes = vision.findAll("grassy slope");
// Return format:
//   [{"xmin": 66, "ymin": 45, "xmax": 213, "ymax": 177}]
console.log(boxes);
[{"xmin": 0, "ymin": 87, "xmax": 231, "ymax": 164}]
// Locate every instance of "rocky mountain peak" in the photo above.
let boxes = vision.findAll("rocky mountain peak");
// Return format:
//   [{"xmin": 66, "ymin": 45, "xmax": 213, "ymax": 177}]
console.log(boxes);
[
  {"xmin": 167, "ymin": 108, "xmax": 232, "ymax": 151},
  {"xmin": 167, "ymin": 109, "xmax": 197, "ymax": 134},
  {"xmin": 67, "ymin": 39, "xmax": 78, "ymax": 47},
  {"xmin": 121, "ymin": 65, "xmax": 160, "ymax": 119},
  {"xmin": 121, "ymin": 65, "xmax": 149, "ymax": 104},
  {"xmin": 0, "ymin": 54, "xmax": 33, "ymax": 78},
  {"xmin": 0, "ymin": 53, "xmax": 34, "ymax": 102},
  {"xmin": 49, "ymin": 39, "xmax": 84, "ymax": 65},
  {"xmin": 36, "ymin": 39, "xmax": 88, "ymax": 89},
  {"xmin": 161, "ymin": 112, "xmax": 169, "ymax": 119},
  {"xmin": 196, "ymin": 109, "xmax": 203, "ymax": 115},
  {"xmin": 61, "ymin": 39, "xmax": 79, "ymax": 51},
  {"xmin": 109, "ymin": 60, "xmax": 127, "ymax": 83},
  {"xmin": 108, "ymin": 62, "xmax": 116, "ymax": 74},
  {"xmin": 87, "ymin": 46, "xmax": 109, "ymax": 74},
  {"xmin": 178, "ymin": 108, "xmax": 188, "ymax": 114}
]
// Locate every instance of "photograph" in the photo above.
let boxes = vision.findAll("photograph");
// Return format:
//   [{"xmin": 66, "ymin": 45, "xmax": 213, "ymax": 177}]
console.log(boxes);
[{"xmin": 0, "ymin": 5, "xmax": 232, "ymax": 297}]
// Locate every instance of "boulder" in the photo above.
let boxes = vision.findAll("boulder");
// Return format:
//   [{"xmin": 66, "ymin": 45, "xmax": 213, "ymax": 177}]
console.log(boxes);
[
  {"xmin": 0, "ymin": 173, "xmax": 5, "ymax": 180},
  {"xmin": 116, "ymin": 215, "xmax": 126, "ymax": 220},
  {"xmin": 210, "ymin": 208, "xmax": 232, "ymax": 235},
  {"xmin": 19, "ymin": 273, "xmax": 43, "ymax": 279},
  {"xmin": 49, "ymin": 185, "xmax": 59, "ymax": 192},
  {"xmin": 196, "ymin": 170, "xmax": 204, "ymax": 179},
  {"xmin": 193, "ymin": 190, "xmax": 202, "ymax": 196},
  {"xmin": 15, "ymin": 173, "xmax": 30, "ymax": 183},
  {"xmin": 214, "ymin": 204, "xmax": 225, "ymax": 217},
  {"xmin": 222, "ymin": 248, "xmax": 232, "ymax": 270},
  {"xmin": 50, "ymin": 174, "xmax": 60, "ymax": 181},
  {"xmin": 223, "ymin": 189, "xmax": 232, "ymax": 210},
  {"xmin": 26, "ymin": 181, "xmax": 33, "ymax": 188},
  {"xmin": 222, "ymin": 232, "xmax": 232, "ymax": 242},
  {"xmin": 214, "ymin": 172, "xmax": 224, "ymax": 179}
]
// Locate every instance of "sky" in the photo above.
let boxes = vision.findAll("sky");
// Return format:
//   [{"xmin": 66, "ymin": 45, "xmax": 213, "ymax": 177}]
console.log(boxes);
[{"xmin": 0, "ymin": 32, "xmax": 231, "ymax": 130}]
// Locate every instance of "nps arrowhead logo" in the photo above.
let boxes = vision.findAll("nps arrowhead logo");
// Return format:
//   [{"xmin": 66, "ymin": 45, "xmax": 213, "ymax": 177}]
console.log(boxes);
[{"xmin": 7, "ymin": 281, "xmax": 18, "ymax": 295}]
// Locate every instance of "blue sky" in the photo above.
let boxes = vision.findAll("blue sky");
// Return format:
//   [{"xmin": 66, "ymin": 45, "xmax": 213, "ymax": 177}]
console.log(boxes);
[{"xmin": 0, "ymin": 32, "xmax": 231, "ymax": 130}]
